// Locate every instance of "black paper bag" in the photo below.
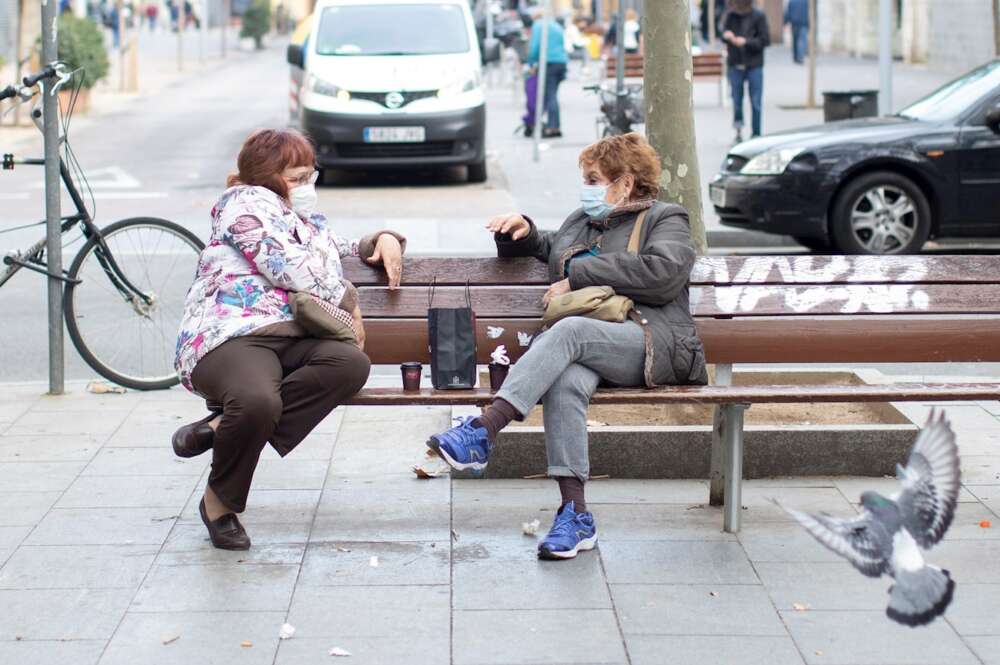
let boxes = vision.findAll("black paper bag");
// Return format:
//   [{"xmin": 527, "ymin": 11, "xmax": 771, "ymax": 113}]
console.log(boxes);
[{"xmin": 428, "ymin": 280, "xmax": 477, "ymax": 390}]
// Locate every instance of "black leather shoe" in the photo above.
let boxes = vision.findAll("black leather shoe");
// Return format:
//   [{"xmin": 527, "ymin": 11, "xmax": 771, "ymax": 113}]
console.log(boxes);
[
  {"xmin": 171, "ymin": 415, "xmax": 216, "ymax": 458},
  {"xmin": 199, "ymin": 498, "xmax": 251, "ymax": 550}
]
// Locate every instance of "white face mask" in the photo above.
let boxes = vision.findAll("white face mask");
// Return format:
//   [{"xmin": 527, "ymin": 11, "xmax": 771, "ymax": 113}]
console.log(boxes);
[{"xmin": 289, "ymin": 183, "xmax": 318, "ymax": 216}]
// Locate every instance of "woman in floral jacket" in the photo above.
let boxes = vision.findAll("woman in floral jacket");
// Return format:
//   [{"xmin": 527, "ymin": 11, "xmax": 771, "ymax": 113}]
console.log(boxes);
[{"xmin": 172, "ymin": 129, "xmax": 405, "ymax": 550}]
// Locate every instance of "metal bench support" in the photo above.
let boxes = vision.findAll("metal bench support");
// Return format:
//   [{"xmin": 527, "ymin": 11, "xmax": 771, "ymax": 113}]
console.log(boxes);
[
  {"xmin": 721, "ymin": 403, "xmax": 749, "ymax": 533},
  {"xmin": 708, "ymin": 363, "xmax": 733, "ymax": 506}
]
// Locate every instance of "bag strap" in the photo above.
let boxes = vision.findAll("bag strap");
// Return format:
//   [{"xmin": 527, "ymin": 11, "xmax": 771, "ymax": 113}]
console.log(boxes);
[
  {"xmin": 428, "ymin": 275, "xmax": 437, "ymax": 308},
  {"xmin": 626, "ymin": 209, "xmax": 649, "ymax": 255}
]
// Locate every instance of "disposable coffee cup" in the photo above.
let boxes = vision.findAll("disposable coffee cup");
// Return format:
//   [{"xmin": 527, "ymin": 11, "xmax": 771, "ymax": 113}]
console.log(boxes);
[
  {"xmin": 401, "ymin": 362, "xmax": 423, "ymax": 391},
  {"xmin": 488, "ymin": 363, "xmax": 509, "ymax": 392}
]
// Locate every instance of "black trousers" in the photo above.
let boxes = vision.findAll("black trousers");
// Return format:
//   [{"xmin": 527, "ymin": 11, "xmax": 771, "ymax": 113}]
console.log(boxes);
[{"xmin": 190, "ymin": 336, "xmax": 371, "ymax": 512}]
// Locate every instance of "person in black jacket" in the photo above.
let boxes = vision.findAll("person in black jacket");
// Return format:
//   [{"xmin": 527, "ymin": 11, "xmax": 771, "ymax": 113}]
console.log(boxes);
[{"xmin": 722, "ymin": 0, "xmax": 770, "ymax": 141}]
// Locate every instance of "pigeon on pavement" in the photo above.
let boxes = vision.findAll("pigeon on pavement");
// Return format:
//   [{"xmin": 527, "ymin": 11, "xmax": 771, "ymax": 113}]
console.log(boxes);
[{"xmin": 779, "ymin": 410, "xmax": 960, "ymax": 627}]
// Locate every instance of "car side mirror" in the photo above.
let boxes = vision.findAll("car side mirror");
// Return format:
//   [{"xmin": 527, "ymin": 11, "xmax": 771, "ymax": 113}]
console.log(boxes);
[
  {"xmin": 287, "ymin": 44, "xmax": 305, "ymax": 68},
  {"xmin": 985, "ymin": 107, "xmax": 1000, "ymax": 135},
  {"xmin": 482, "ymin": 38, "xmax": 501, "ymax": 64}
]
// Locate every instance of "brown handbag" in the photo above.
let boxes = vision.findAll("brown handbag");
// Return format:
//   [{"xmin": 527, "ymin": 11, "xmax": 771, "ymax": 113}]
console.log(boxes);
[
  {"xmin": 288, "ymin": 291, "xmax": 360, "ymax": 346},
  {"xmin": 541, "ymin": 209, "xmax": 647, "ymax": 329}
]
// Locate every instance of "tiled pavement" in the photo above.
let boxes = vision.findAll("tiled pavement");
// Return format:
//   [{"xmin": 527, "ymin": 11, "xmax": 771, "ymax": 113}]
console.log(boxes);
[{"xmin": 0, "ymin": 383, "xmax": 998, "ymax": 665}]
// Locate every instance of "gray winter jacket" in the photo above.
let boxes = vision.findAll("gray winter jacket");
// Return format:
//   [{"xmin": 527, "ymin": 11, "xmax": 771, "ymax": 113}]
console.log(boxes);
[{"xmin": 496, "ymin": 201, "xmax": 708, "ymax": 388}]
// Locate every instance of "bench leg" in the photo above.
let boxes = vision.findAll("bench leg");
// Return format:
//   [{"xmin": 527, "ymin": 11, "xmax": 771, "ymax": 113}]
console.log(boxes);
[
  {"xmin": 708, "ymin": 364, "xmax": 733, "ymax": 506},
  {"xmin": 722, "ymin": 403, "xmax": 749, "ymax": 534}
]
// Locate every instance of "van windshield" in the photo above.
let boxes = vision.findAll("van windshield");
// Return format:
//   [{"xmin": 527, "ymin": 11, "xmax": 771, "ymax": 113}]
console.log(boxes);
[{"xmin": 315, "ymin": 4, "xmax": 471, "ymax": 56}]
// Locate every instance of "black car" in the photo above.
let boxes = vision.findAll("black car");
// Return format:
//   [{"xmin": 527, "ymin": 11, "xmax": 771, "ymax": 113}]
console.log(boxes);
[{"xmin": 710, "ymin": 59, "xmax": 1000, "ymax": 254}]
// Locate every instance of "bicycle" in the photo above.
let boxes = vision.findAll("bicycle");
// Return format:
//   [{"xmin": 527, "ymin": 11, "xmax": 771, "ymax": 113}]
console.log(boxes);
[
  {"xmin": 584, "ymin": 80, "xmax": 645, "ymax": 137},
  {"xmin": 1, "ymin": 63, "xmax": 204, "ymax": 390}
]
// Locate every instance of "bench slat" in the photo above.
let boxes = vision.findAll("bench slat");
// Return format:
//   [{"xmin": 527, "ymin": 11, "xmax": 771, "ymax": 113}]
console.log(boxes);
[
  {"xmin": 693, "ymin": 283, "xmax": 1000, "ymax": 317},
  {"xmin": 360, "ymin": 316, "xmax": 1000, "ymax": 365},
  {"xmin": 348, "ymin": 382, "xmax": 1000, "ymax": 406},
  {"xmin": 356, "ymin": 283, "xmax": 1000, "ymax": 318},
  {"xmin": 342, "ymin": 256, "xmax": 1000, "ymax": 288}
]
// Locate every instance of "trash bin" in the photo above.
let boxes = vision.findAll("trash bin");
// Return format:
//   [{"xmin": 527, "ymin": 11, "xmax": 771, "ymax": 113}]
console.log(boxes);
[{"xmin": 822, "ymin": 90, "xmax": 879, "ymax": 122}]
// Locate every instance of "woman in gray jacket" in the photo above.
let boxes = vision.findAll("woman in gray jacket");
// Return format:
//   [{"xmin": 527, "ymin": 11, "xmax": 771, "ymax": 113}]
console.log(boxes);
[{"xmin": 428, "ymin": 133, "xmax": 707, "ymax": 560}]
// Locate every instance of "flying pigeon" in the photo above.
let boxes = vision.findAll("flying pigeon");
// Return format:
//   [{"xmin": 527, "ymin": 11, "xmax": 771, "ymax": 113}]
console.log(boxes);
[{"xmin": 780, "ymin": 410, "xmax": 960, "ymax": 627}]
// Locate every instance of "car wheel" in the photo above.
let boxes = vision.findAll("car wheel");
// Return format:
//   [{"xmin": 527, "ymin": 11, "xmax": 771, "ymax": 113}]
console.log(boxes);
[
  {"xmin": 830, "ymin": 171, "xmax": 931, "ymax": 254},
  {"xmin": 792, "ymin": 236, "xmax": 831, "ymax": 252},
  {"xmin": 467, "ymin": 160, "xmax": 488, "ymax": 184}
]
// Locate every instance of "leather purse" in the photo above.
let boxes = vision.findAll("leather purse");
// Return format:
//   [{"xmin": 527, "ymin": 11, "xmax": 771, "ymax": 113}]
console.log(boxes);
[
  {"xmin": 542, "ymin": 209, "xmax": 647, "ymax": 329},
  {"xmin": 288, "ymin": 291, "xmax": 360, "ymax": 346}
]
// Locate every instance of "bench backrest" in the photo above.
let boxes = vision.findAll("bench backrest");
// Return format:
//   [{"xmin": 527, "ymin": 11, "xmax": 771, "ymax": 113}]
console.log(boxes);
[
  {"xmin": 605, "ymin": 52, "xmax": 724, "ymax": 79},
  {"xmin": 343, "ymin": 255, "xmax": 1000, "ymax": 365}
]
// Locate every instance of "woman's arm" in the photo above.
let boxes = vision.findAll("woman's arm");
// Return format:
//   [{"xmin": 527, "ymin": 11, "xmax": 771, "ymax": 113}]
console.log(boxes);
[
  {"xmin": 222, "ymin": 197, "xmax": 344, "ymax": 303},
  {"xmin": 494, "ymin": 216, "xmax": 553, "ymax": 262},
  {"xmin": 566, "ymin": 207, "xmax": 695, "ymax": 306}
]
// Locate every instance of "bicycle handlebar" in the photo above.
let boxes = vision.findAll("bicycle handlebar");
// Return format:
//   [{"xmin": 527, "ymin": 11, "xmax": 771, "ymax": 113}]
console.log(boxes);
[
  {"xmin": 0, "ymin": 85, "xmax": 17, "ymax": 102},
  {"xmin": 22, "ymin": 65, "xmax": 57, "ymax": 88}
]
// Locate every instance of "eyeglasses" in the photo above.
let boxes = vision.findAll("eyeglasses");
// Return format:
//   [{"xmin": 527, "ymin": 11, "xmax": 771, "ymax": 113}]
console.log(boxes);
[{"xmin": 283, "ymin": 170, "xmax": 319, "ymax": 187}]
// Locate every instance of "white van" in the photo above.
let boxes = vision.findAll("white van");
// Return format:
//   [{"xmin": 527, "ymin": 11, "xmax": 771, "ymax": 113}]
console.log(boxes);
[{"xmin": 287, "ymin": 0, "xmax": 488, "ymax": 182}]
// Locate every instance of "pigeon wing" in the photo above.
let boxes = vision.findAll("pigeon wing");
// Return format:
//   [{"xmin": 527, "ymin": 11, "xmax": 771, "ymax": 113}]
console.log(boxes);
[
  {"xmin": 895, "ymin": 410, "xmax": 961, "ymax": 549},
  {"xmin": 784, "ymin": 507, "xmax": 892, "ymax": 578}
]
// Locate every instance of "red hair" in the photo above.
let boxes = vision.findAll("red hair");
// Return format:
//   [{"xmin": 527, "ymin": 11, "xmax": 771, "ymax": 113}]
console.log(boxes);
[{"xmin": 227, "ymin": 128, "xmax": 316, "ymax": 200}]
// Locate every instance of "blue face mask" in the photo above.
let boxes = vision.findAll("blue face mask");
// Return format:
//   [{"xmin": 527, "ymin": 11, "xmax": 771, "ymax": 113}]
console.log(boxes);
[{"xmin": 580, "ymin": 184, "xmax": 616, "ymax": 219}]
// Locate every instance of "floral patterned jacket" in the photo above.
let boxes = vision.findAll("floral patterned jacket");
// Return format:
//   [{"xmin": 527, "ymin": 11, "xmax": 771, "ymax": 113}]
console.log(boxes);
[{"xmin": 175, "ymin": 185, "xmax": 373, "ymax": 392}]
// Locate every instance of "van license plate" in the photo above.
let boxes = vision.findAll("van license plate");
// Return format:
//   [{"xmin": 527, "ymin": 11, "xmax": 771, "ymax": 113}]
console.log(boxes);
[
  {"xmin": 364, "ymin": 127, "xmax": 426, "ymax": 143},
  {"xmin": 709, "ymin": 183, "xmax": 726, "ymax": 208}
]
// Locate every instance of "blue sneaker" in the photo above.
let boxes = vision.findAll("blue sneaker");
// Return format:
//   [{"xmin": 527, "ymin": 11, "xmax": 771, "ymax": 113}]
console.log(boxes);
[
  {"xmin": 538, "ymin": 501, "xmax": 598, "ymax": 560},
  {"xmin": 427, "ymin": 417, "xmax": 492, "ymax": 472}
]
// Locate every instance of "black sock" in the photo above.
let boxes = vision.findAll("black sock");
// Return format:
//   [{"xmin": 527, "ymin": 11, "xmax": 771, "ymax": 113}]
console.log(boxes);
[
  {"xmin": 472, "ymin": 398, "xmax": 520, "ymax": 443},
  {"xmin": 557, "ymin": 476, "xmax": 587, "ymax": 513}
]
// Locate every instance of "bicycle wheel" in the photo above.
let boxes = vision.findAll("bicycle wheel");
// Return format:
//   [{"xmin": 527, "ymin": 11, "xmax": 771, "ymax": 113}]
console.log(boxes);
[{"xmin": 64, "ymin": 217, "xmax": 204, "ymax": 390}]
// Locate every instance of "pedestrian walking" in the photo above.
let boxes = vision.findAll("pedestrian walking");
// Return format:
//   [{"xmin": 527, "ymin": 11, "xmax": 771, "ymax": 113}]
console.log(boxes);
[
  {"xmin": 784, "ymin": 0, "xmax": 809, "ymax": 64},
  {"xmin": 146, "ymin": 2, "xmax": 159, "ymax": 31},
  {"xmin": 722, "ymin": 0, "xmax": 770, "ymax": 142},
  {"xmin": 699, "ymin": 0, "xmax": 725, "ymax": 43},
  {"xmin": 427, "ymin": 133, "xmax": 707, "ymax": 561},
  {"xmin": 172, "ymin": 129, "xmax": 407, "ymax": 550},
  {"xmin": 623, "ymin": 9, "xmax": 642, "ymax": 54},
  {"xmin": 527, "ymin": 7, "xmax": 568, "ymax": 138}
]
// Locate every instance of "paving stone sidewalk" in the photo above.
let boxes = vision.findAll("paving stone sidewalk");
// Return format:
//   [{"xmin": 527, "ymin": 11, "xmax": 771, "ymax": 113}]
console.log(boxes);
[{"xmin": 0, "ymin": 381, "xmax": 998, "ymax": 664}]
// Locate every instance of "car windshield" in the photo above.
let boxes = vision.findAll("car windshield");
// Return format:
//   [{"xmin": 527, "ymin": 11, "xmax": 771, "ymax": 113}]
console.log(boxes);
[
  {"xmin": 897, "ymin": 60, "xmax": 1000, "ymax": 122},
  {"xmin": 315, "ymin": 4, "xmax": 470, "ymax": 56}
]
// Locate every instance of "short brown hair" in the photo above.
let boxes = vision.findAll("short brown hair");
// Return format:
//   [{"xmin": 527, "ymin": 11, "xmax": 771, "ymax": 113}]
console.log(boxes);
[
  {"xmin": 578, "ymin": 132, "xmax": 661, "ymax": 201},
  {"xmin": 227, "ymin": 128, "xmax": 316, "ymax": 200}
]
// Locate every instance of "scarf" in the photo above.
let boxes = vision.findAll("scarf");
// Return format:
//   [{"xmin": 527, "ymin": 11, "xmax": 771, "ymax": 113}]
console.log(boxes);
[{"xmin": 587, "ymin": 198, "xmax": 657, "ymax": 230}]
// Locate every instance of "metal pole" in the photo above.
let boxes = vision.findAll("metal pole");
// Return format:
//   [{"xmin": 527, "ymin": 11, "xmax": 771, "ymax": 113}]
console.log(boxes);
[
  {"xmin": 485, "ymin": 0, "xmax": 493, "ymax": 39},
  {"xmin": 221, "ymin": 0, "xmax": 229, "ymax": 57},
  {"xmin": 41, "ymin": 0, "xmax": 64, "ymax": 394},
  {"xmin": 177, "ymin": 0, "xmax": 186, "ymax": 71},
  {"xmin": 117, "ymin": 0, "xmax": 125, "ymax": 91},
  {"xmin": 878, "ymin": 0, "xmax": 892, "ymax": 115},
  {"xmin": 615, "ymin": 0, "xmax": 624, "ymax": 93},
  {"xmin": 199, "ymin": 0, "xmax": 207, "ymax": 62},
  {"xmin": 707, "ymin": 0, "xmax": 716, "ymax": 47},
  {"xmin": 531, "ymin": 0, "xmax": 550, "ymax": 162},
  {"xmin": 722, "ymin": 403, "xmax": 747, "ymax": 533},
  {"xmin": 806, "ymin": 0, "xmax": 816, "ymax": 108}
]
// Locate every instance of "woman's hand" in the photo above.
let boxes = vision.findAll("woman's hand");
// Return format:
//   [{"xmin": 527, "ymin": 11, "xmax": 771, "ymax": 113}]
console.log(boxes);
[
  {"xmin": 542, "ymin": 278, "xmax": 572, "ymax": 307},
  {"xmin": 351, "ymin": 304, "xmax": 366, "ymax": 351},
  {"xmin": 486, "ymin": 214, "xmax": 531, "ymax": 241},
  {"xmin": 366, "ymin": 233, "xmax": 403, "ymax": 289}
]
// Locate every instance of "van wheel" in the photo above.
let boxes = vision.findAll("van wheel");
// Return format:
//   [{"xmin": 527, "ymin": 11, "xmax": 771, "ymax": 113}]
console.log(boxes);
[
  {"xmin": 830, "ymin": 171, "xmax": 931, "ymax": 254},
  {"xmin": 467, "ymin": 160, "xmax": 488, "ymax": 184}
]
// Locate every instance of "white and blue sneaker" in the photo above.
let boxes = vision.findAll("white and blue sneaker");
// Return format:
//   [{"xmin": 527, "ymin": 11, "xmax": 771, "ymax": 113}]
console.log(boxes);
[
  {"xmin": 427, "ymin": 417, "xmax": 492, "ymax": 473},
  {"xmin": 538, "ymin": 501, "xmax": 598, "ymax": 560}
]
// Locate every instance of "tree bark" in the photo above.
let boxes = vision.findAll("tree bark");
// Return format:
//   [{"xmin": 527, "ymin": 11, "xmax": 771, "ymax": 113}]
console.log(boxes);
[
  {"xmin": 994, "ymin": 0, "xmax": 1000, "ymax": 56},
  {"xmin": 643, "ymin": 0, "xmax": 707, "ymax": 254}
]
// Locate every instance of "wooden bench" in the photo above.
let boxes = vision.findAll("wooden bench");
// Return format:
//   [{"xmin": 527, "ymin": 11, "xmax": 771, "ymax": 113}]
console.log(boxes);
[
  {"xmin": 342, "ymin": 254, "xmax": 1000, "ymax": 532},
  {"xmin": 604, "ymin": 52, "xmax": 726, "ymax": 105}
]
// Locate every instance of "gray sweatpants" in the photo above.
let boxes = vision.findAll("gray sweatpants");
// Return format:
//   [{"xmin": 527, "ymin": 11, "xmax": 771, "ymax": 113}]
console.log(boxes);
[{"xmin": 496, "ymin": 317, "xmax": 646, "ymax": 482}]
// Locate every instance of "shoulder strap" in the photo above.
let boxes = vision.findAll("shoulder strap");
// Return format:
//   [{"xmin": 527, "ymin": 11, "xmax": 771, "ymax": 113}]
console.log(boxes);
[{"xmin": 626, "ymin": 209, "xmax": 648, "ymax": 255}]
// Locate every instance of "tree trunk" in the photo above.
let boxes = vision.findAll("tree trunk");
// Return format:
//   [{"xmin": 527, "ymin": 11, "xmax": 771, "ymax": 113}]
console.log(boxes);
[
  {"xmin": 994, "ymin": 0, "xmax": 1000, "ymax": 56},
  {"xmin": 643, "ymin": 0, "xmax": 707, "ymax": 254}
]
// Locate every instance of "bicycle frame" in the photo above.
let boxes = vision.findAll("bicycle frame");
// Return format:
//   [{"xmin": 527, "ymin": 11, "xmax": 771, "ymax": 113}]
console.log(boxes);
[{"xmin": 1, "ymin": 153, "xmax": 156, "ymax": 309}]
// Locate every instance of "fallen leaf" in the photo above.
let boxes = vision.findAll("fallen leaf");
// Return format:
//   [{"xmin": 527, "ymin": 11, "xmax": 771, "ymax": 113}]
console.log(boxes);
[
  {"xmin": 451, "ymin": 529, "xmax": 460, "ymax": 542},
  {"xmin": 279, "ymin": 623, "xmax": 296, "ymax": 640},
  {"xmin": 369, "ymin": 556, "xmax": 379, "ymax": 568},
  {"xmin": 522, "ymin": 473, "xmax": 547, "ymax": 480},
  {"xmin": 14, "ymin": 635, "xmax": 23, "ymax": 641},
  {"xmin": 980, "ymin": 520, "xmax": 992, "ymax": 528},
  {"xmin": 425, "ymin": 448, "xmax": 439, "ymax": 459},
  {"xmin": 792, "ymin": 603, "xmax": 810, "ymax": 612},
  {"xmin": 240, "ymin": 641, "xmax": 253, "ymax": 648},
  {"xmin": 586, "ymin": 419, "xmax": 608, "ymax": 427},
  {"xmin": 329, "ymin": 646, "xmax": 352, "ymax": 657},
  {"xmin": 708, "ymin": 591, "xmax": 718, "ymax": 597},
  {"xmin": 412, "ymin": 464, "xmax": 447, "ymax": 479},
  {"xmin": 588, "ymin": 474, "xmax": 611, "ymax": 480},
  {"xmin": 161, "ymin": 635, "xmax": 180, "ymax": 645},
  {"xmin": 336, "ymin": 546, "xmax": 351, "ymax": 553},
  {"xmin": 86, "ymin": 381, "xmax": 126, "ymax": 394},
  {"xmin": 522, "ymin": 519, "xmax": 541, "ymax": 536},
  {"xmin": 815, "ymin": 650, "xmax": 823, "ymax": 656}
]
